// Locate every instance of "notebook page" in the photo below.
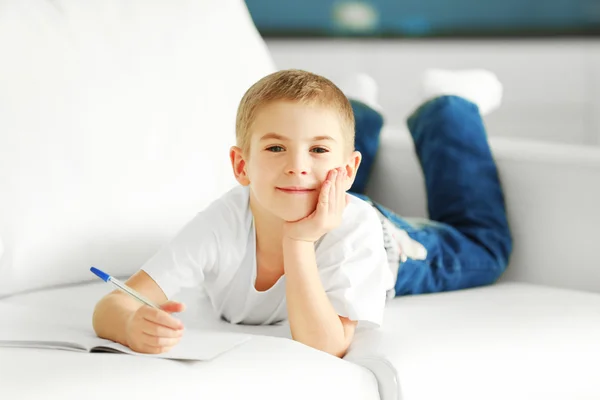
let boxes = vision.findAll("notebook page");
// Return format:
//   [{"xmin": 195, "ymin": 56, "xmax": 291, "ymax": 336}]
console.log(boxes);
[{"xmin": 93, "ymin": 329, "xmax": 252, "ymax": 361}]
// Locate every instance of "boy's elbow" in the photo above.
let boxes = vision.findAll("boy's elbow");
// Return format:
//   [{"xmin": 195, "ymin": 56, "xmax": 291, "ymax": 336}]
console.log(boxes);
[
  {"xmin": 312, "ymin": 341, "xmax": 349, "ymax": 358},
  {"xmin": 295, "ymin": 334, "xmax": 350, "ymax": 358},
  {"xmin": 331, "ymin": 343, "xmax": 350, "ymax": 358}
]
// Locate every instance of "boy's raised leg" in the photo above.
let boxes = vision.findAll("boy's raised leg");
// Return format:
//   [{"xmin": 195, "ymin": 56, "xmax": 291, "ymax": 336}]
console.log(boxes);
[
  {"xmin": 388, "ymin": 70, "xmax": 513, "ymax": 295},
  {"xmin": 410, "ymin": 69, "xmax": 511, "ymax": 263}
]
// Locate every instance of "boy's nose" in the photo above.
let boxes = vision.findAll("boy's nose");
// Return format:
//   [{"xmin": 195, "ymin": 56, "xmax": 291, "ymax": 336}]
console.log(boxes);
[
  {"xmin": 286, "ymin": 166, "xmax": 309, "ymax": 175},
  {"xmin": 285, "ymin": 155, "xmax": 310, "ymax": 175}
]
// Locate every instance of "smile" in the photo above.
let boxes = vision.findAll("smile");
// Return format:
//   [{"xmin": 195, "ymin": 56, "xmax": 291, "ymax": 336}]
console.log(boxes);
[{"xmin": 276, "ymin": 187, "xmax": 316, "ymax": 194}]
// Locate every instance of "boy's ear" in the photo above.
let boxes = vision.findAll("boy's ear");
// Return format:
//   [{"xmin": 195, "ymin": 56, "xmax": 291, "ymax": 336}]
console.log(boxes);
[
  {"xmin": 230, "ymin": 146, "xmax": 250, "ymax": 186},
  {"xmin": 343, "ymin": 150, "xmax": 362, "ymax": 191}
]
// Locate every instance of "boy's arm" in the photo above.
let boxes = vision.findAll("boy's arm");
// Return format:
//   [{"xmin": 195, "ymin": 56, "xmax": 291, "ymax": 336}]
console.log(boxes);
[
  {"xmin": 282, "ymin": 168, "xmax": 359, "ymax": 357},
  {"xmin": 283, "ymin": 237, "xmax": 357, "ymax": 358}
]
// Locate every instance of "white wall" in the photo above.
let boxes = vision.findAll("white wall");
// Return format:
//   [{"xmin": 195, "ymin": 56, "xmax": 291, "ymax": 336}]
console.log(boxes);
[{"xmin": 266, "ymin": 38, "xmax": 600, "ymax": 146}]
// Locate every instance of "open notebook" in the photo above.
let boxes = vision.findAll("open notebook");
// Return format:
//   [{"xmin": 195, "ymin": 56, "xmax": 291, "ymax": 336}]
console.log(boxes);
[{"xmin": 0, "ymin": 324, "xmax": 251, "ymax": 361}]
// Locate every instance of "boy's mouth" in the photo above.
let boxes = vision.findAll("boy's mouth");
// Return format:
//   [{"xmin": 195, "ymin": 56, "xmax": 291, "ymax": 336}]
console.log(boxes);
[{"xmin": 276, "ymin": 186, "xmax": 316, "ymax": 194}]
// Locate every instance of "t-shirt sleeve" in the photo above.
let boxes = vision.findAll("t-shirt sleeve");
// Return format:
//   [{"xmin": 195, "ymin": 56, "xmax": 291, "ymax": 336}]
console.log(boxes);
[
  {"xmin": 316, "ymin": 205, "xmax": 395, "ymax": 329},
  {"xmin": 140, "ymin": 210, "xmax": 219, "ymax": 300}
]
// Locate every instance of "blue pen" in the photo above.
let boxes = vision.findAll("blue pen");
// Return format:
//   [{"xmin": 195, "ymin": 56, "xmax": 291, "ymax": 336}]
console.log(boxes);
[{"xmin": 90, "ymin": 266, "xmax": 160, "ymax": 309}]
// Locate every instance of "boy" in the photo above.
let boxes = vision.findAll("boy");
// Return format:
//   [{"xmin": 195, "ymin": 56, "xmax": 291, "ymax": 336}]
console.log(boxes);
[{"xmin": 92, "ymin": 69, "xmax": 512, "ymax": 359}]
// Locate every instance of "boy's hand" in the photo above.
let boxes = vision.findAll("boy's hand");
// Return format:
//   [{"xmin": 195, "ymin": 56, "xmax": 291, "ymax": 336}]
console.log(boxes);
[
  {"xmin": 125, "ymin": 301, "xmax": 185, "ymax": 354},
  {"xmin": 283, "ymin": 167, "xmax": 349, "ymax": 243}
]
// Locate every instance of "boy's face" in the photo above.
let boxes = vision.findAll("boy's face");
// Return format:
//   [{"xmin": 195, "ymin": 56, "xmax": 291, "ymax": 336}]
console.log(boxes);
[{"xmin": 230, "ymin": 100, "xmax": 361, "ymax": 222}]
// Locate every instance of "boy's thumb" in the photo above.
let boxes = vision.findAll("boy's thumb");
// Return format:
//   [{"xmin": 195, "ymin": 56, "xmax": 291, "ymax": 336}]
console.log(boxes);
[{"xmin": 159, "ymin": 301, "xmax": 186, "ymax": 313}]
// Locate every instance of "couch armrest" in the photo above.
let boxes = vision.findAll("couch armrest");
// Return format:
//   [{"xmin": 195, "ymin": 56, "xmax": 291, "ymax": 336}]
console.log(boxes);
[
  {"xmin": 366, "ymin": 127, "xmax": 600, "ymax": 294},
  {"xmin": 344, "ymin": 328, "xmax": 400, "ymax": 400}
]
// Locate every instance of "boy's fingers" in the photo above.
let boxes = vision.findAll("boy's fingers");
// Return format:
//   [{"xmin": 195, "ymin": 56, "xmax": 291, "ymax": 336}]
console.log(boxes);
[
  {"xmin": 328, "ymin": 170, "xmax": 336, "ymax": 213},
  {"xmin": 141, "ymin": 332, "xmax": 181, "ymax": 348},
  {"xmin": 337, "ymin": 168, "xmax": 345, "ymax": 209},
  {"xmin": 144, "ymin": 308, "xmax": 184, "ymax": 330},
  {"xmin": 136, "ymin": 343, "xmax": 175, "ymax": 355},
  {"xmin": 142, "ymin": 324, "xmax": 184, "ymax": 339},
  {"xmin": 160, "ymin": 301, "xmax": 185, "ymax": 313},
  {"xmin": 319, "ymin": 172, "xmax": 332, "ymax": 210}
]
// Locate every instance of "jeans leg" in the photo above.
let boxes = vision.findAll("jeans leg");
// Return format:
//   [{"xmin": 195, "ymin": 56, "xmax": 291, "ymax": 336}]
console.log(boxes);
[
  {"xmin": 369, "ymin": 95, "xmax": 512, "ymax": 295},
  {"xmin": 349, "ymin": 99, "xmax": 384, "ymax": 195},
  {"xmin": 382, "ymin": 206, "xmax": 510, "ymax": 295},
  {"xmin": 408, "ymin": 95, "xmax": 512, "ymax": 269}
]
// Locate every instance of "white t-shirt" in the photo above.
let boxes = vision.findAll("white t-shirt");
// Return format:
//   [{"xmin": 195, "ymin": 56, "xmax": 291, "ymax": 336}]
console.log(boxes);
[{"xmin": 141, "ymin": 185, "xmax": 395, "ymax": 329}]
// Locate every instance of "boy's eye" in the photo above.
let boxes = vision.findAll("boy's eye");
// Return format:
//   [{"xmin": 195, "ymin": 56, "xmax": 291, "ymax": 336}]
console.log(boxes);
[
  {"xmin": 266, "ymin": 145, "xmax": 284, "ymax": 152},
  {"xmin": 311, "ymin": 147, "xmax": 328, "ymax": 154}
]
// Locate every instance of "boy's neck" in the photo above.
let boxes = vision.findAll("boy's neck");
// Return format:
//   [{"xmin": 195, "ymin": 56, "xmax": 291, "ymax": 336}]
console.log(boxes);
[{"xmin": 249, "ymin": 194, "xmax": 284, "ymax": 256}]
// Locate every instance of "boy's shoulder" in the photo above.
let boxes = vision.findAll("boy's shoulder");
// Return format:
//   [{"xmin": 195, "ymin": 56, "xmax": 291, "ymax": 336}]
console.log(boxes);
[
  {"xmin": 199, "ymin": 185, "xmax": 251, "ymax": 232},
  {"xmin": 210, "ymin": 185, "xmax": 249, "ymax": 209},
  {"xmin": 322, "ymin": 194, "xmax": 382, "ymax": 246},
  {"xmin": 345, "ymin": 193, "xmax": 381, "ymax": 225}
]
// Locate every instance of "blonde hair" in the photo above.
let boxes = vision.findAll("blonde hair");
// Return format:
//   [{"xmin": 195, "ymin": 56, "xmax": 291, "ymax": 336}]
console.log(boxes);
[{"xmin": 235, "ymin": 69, "xmax": 355, "ymax": 153}]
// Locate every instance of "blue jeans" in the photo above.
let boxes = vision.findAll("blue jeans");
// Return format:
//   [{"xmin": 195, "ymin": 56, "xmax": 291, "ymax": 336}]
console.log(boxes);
[{"xmin": 349, "ymin": 96, "xmax": 513, "ymax": 296}]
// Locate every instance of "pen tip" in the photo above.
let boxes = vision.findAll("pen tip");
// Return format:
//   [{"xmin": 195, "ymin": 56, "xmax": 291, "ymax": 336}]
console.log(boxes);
[{"xmin": 90, "ymin": 266, "xmax": 110, "ymax": 282}]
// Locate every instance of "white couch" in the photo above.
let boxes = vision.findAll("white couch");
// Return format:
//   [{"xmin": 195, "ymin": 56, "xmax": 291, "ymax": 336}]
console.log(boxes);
[{"xmin": 1, "ymin": 1, "xmax": 600, "ymax": 399}]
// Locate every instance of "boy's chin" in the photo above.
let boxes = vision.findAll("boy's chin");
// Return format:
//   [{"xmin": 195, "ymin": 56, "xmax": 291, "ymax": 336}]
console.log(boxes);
[{"xmin": 276, "ymin": 207, "xmax": 313, "ymax": 223}]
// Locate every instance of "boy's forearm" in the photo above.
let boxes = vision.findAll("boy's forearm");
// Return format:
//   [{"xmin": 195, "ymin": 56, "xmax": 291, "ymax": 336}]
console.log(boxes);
[
  {"xmin": 283, "ymin": 238, "xmax": 347, "ymax": 357},
  {"xmin": 92, "ymin": 293, "xmax": 140, "ymax": 346}
]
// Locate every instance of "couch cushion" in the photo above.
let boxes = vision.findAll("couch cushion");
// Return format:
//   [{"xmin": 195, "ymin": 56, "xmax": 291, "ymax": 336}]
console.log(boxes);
[
  {"xmin": 363, "ymin": 282, "xmax": 600, "ymax": 400},
  {"xmin": 0, "ymin": 0, "xmax": 275, "ymax": 296},
  {"xmin": 0, "ymin": 281, "xmax": 380, "ymax": 400}
]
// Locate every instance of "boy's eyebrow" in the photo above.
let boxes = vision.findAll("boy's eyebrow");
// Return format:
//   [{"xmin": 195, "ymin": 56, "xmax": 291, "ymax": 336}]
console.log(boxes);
[
  {"xmin": 259, "ymin": 133, "xmax": 336, "ymax": 142},
  {"xmin": 312, "ymin": 135, "xmax": 336, "ymax": 142},
  {"xmin": 259, "ymin": 133, "xmax": 287, "ymax": 141}
]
